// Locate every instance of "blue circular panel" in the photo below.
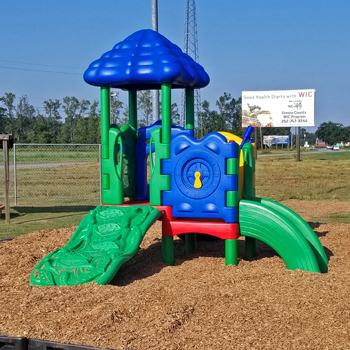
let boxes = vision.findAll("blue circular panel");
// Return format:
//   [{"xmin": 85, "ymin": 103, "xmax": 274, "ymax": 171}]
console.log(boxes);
[{"xmin": 175, "ymin": 150, "xmax": 221, "ymax": 199}]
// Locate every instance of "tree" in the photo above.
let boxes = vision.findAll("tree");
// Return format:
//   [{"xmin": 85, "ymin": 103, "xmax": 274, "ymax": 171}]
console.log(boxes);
[
  {"xmin": 171, "ymin": 103, "xmax": 180, "ymax": 126},
  {"xmin": 0, "ymin": 106, "xmax": 7, "ymax": 133},
  {"xmin": 86, "ymin": 101, "xmax": 100, "ymax": 144},
  {"xmin": 138, "ymin": 90, "xmax": 152, "ymax": 127},
  {"xmin": 0, "ymin": 92, "xmax": 16, "ymax": 134},
  {"xmin": 15, "ymin": 96, "xmax": 36, "ymax": 142},
  {"xmin": 200, "ymin": 100, "xmax": 220, "ymax": 135},
  {"xmin": 315, "ymin": 121, "xmax": 344, "ymax": 145},
  {"xmin": 61, "ymin": 97, "xmax": 90, "ymax": 143},
  {"xmin": 110, "ymin": 90, "xmax": 123, "ymax": 125},
  {"xmin": 200, "ymin": 93, "xmax": 243, "ymax": 136},
  {"xmin": 29, "ymin": 114, "xmax": 51, "ymax": 143},
  {"xmin": 341, "ymin": 126, "xmax": 350, "ymax": 143}
]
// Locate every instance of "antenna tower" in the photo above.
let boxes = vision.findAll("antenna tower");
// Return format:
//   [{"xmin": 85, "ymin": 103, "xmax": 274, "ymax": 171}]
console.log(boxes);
[{"xmin": 182, "ymin": 0, "xmax": 203, "ymax": 137}]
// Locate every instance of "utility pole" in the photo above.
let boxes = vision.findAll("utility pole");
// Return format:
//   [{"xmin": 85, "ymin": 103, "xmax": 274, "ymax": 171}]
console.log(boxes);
[{"xmin": 152, "ymin": 0, "xmax": 160, "ymax": 124}]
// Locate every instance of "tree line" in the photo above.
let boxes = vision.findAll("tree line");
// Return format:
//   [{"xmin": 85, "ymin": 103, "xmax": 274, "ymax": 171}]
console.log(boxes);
[{"xmin": 1, "ymin": 91, "xmax": 348, "ymax": 146}]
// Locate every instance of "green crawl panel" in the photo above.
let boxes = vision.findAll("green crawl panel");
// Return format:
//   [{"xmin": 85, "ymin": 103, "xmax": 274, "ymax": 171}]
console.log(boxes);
[
  {"xmin": 252, "ymin": 197, "xmax": 328, "ymax": 272},
  {"xmin": 239, "ymin": 200, "xmax": 321, "ymax": 273},
  {"xmin": 30, "ymin": 205, "xmax": 160, "ymax": 286}
]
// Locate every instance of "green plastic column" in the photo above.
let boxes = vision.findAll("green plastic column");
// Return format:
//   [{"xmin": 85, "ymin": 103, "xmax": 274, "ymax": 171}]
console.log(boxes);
[
  {"xmin": 128, "ymin": 90, "xmax": 137, "ymax": 129},
  {"xmin": 185, "ymin": 233, "xmax": 197, "ymax": 255},
  {"xmin": 244, "ymin": 236, "xmax": 257, "ymax": 259},
  {"xmin": 185, "ymin": 88, "xmax": 194, "ymax": 130},
  {"xmin": 162, "ymin": 235, "xmax": 174, "ymax": 265},
  {"xmin": 184, "ymin": 88, "xmax": 197, "ymax": 251},
  {"xmin": 100, "ymin": 87, "xmax": 110, "ymax": 159},
  {"xmin": 161, "ymin": 83, "xmax": 171, "ymax": 144},
  {"xmin": 225, "ymin": 239, "xmax": 238, "ymax": 266}
]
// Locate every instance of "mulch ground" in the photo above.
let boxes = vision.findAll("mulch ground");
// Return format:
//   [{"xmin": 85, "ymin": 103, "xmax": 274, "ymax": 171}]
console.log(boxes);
[{"xmin": 0, "ymin": 201, "xmax": 350, "ymax": 350}]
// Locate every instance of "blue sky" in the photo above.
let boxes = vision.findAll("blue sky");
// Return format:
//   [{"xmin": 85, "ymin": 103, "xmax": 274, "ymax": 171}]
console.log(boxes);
[{"xmin": 1, "ymin": 0, "xmax": 349, "ymax": 132}]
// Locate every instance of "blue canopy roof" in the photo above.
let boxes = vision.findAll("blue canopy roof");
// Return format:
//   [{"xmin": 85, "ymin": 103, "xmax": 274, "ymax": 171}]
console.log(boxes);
[{"xmin": 83, "ymin": 29, "xmax": 210, "ymax": 90}]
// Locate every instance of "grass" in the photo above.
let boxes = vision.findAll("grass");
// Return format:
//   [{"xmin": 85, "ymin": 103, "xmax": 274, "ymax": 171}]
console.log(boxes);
[
  {"xmin": 255, "ymin": 150, "xmax": 350, "ymax": 201},
  {"xmin": 1, "ymin": 149, "xmax": 349, "ymax": 240},
  {"xmin": 1, "ymin": 163, "xmax": 100, "ymax": 206},
  {"xmin": 0, "ymin": 206, "xmax": 95, "ymax": 239}
]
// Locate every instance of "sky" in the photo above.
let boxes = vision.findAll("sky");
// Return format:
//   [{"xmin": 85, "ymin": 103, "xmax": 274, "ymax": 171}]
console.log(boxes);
[{"xmin": 1, "ymin": 0, "xmax": 350, "ymax": 133}]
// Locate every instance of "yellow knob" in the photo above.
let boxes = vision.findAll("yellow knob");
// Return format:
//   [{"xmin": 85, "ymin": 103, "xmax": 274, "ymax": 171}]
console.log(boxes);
[{"xmin": 194, "ymin": 171, "xmax": 202, "ymax": 188}]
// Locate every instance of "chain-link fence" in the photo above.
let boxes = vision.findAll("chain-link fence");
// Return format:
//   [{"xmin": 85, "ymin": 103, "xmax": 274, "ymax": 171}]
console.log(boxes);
[{"xmin": 0, "ymin": 144, "xmax": 101, "ymax": 207}]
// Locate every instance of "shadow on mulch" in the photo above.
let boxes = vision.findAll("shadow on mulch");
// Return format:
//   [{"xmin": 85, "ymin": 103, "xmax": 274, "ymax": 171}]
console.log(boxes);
[
  {"xmin": 112, "ymin": 238, "xmax": 234, "ymax": 286},
  {"xmin": 308, "ymin": 221, "xmax": 329, "ymax": 237},
  {"xmin": 111, "ymin": 229, "xmax": 333, "ymax": 286}
]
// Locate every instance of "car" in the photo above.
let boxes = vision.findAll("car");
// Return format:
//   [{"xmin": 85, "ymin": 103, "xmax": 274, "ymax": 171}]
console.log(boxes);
[
  {"xmin": 332, "ymin": 145, "xmax": 340, "ymax": 151},
  {"xmin": 326, "ymin": 145, "xmax": 333, "ymax": 149}
]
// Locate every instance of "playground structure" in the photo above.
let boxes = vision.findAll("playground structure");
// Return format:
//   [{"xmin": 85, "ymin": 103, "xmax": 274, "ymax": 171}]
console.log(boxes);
[{"xmin": 30, "ymin": 30, "xmax": 328, "ymax": 286}]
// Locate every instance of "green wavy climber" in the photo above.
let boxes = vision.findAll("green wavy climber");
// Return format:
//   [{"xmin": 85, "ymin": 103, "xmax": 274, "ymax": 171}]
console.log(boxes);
[{"xmin": 30, "ymin": 205, "xmax": 160, "ymax": 286}]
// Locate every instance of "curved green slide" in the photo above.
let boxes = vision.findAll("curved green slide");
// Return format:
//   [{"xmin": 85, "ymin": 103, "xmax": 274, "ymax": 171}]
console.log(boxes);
[
  {"xmin": 30, "ymin": 205, "xmax": 161, "ymax": 286},
  {"xmin": 239, "ymin": 198, "xmax": 328, "ymax": 273}
]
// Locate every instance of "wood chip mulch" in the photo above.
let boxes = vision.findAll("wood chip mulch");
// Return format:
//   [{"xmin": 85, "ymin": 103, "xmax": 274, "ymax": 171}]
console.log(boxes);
[{"xmin": 0, "ymin": 202, "xmax": 350, "ymax": 350}]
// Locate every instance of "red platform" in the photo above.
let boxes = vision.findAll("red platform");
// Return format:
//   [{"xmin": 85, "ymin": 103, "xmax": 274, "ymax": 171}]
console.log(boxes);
[{"xmin": 103, "ymin": 200, "xmax": 240, "ymax": 240}]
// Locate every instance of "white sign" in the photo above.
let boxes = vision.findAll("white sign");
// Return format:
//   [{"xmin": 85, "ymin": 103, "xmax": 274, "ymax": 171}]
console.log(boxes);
[{"xmin": 242, "ymin": 89, "xmax": 315, "ymax": 127}]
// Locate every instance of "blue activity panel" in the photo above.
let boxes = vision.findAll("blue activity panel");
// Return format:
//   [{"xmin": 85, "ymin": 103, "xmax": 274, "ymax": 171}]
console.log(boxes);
[
  {"xmin": 162, "ymin": 132, "xmax": 239, "ymax": 223},
  {"xmin": 135, "ymin": 121, "xmax": 194, "ymax": 200}
]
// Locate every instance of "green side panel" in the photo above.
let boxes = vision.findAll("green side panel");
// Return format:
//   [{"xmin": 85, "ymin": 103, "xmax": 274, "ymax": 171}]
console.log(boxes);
[
  {"xmin": 102, "ymin": 125, "xmax": 138, "ymax": 204},
  {"xmin": 242, "ymin": 143, "xmax": 255, "ymax": 200},
  {"xmin": 149, "ymin": 128, "xmax": 170, "ymax": 206},
  {"xmin": 226, "ymin": 147, "xmax": 240, "ymax": 207},
  {"xmin": 100, "ymin": 87, "xmax": 110, "ymax": 159},
  {"xmin": 102, "ymin": 127, "xmax": 123, "ymax": 204},
  {"xmin": 252, "ymin": 197, "xmax": 328, "ymax": 272},
  {"xmin": 185, "ymin": 88, "xmax": 195, "ymax": 130},
  {"xmin": 239, "ymin": 200, "xmax": 321, "ymax": 273},
  {"xmin": 119, "ymin": 124, "xmax": 137, "ymax": 199},
  {"xmin": 30, "ymin": 205, "xmax": 161, "ymax": 286}
]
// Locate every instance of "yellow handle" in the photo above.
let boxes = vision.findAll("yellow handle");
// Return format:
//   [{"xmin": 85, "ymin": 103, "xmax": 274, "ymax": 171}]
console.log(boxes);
[{"xmin": 194, "ymin": 171, "xmax": 202, "ymax": 188}]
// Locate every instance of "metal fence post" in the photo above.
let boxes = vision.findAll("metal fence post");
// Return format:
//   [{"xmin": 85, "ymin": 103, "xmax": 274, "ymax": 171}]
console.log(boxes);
[
  {"xmin": 14, "ymin": 143, "xmax": 17, "ymax": 205},
  {"xmin": 3, "ymin": 138, "xmax": 10, "ymax": 223}
]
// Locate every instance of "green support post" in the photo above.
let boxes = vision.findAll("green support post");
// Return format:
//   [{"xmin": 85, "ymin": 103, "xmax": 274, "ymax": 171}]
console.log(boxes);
[
  {"xmin": 162, "ymin": 235, "xmax": 174, "ymax": 265},
  {"xmin": 225, "ymin": 239, "xmax": 238, "ymax": 266},
  {"xmin": 161, "ymin": 83, "xmax": 171, "ymax": 144},
  {"xmin": 160, "ymin": 84, "xmax": 173, "ymax": 263},
  {"xmin": 100, "ymin": 87, "xmax": 110, "ymax": 159},
  {"xmin": 184, "ymin": 88, "xmax": 197, "ymax": 253},
  {"xmin": 128, "ymin": 90, "xmax": 138, "ymax": 129},
  {"xmin": 244, "ymin": 236, "xmax": 258, "ymax": 260},
  {"xmin": 185, "ymin": 88, "xmax": 194, "ymax": 130},
  {"xmin": 185, "ymin": 233, "xmax": 197, "ymax": 255}
]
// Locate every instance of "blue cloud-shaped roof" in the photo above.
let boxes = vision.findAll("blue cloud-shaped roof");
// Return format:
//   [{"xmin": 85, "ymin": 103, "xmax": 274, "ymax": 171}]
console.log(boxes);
[{"xmin": 83, "ymin": 29, "xmax": 210, "ymax": 90}]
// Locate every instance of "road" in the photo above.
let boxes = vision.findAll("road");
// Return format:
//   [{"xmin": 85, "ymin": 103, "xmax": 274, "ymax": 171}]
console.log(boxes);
[{"xmin": 259, "ymin": 148, "xmax": 349, "ymax": 157}]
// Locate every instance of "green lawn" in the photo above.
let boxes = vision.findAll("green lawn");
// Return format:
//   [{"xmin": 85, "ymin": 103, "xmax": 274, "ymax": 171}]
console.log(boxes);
[
  {"xmin": 256, "ymin": 150, "xmax": 350, "ymax": 201},
  {"xmin": 0, "ymin": 206, "xmax": 95, "ymax": 240}
]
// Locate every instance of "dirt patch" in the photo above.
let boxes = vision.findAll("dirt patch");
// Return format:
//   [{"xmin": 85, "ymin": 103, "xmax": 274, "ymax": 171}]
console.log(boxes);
[{"xmin": 1, "ymin": 202, "xmax": 350, "ymax": 350}]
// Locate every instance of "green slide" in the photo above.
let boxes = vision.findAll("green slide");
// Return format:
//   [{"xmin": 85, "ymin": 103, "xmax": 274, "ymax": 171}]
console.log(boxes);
[
  {"xmin": 239, "ymin": 198, "xmax": 328, "ymax": 273},
  {"xmin": 30, "ymin": 205, "xmax": 161, "ymax": 286}
]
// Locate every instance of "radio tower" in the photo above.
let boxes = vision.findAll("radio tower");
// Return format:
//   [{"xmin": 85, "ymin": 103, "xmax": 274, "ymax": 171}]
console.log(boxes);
[{"xmin": 182, "ymin": 0, "xmax": 203, "ymax": 137}]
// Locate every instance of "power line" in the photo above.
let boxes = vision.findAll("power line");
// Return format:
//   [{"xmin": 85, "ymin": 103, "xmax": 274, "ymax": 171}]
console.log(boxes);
[
  {"xmin": 0, "ymin": 59, "xmax": 83, "ymax": 70},
  {"xmin": 0, "ymin": 65, "xmax": 81, "ymax": 75}
]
